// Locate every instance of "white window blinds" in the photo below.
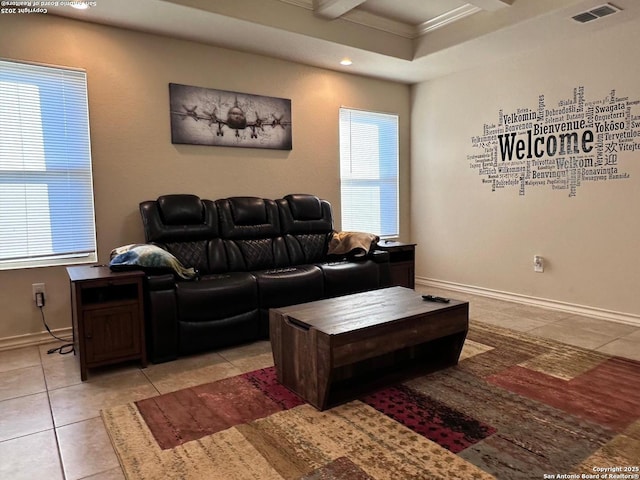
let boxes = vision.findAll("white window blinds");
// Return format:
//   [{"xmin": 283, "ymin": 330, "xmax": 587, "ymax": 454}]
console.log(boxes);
[
  {"xmin": 339, "ymin": 108, "xmax": 399, "ymax": 238},
  {"xmin": 0, "ymin": 59, "xmax": 97, "ymax": 270}
]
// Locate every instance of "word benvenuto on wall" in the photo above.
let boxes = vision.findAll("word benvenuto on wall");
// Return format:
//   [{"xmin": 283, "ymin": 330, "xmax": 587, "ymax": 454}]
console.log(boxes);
[{"xmin": 469, "ymin": 87, "xmax": 639, "ymax": 197}]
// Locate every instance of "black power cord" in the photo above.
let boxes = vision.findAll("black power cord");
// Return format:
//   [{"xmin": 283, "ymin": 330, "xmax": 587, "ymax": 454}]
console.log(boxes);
[{"xmin": 37, "ymin": 297, "xmax": 75, "ymax": 355}]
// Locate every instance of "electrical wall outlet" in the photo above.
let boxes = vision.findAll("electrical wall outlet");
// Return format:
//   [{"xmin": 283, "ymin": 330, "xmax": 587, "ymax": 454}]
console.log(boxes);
[
  {"xmin": 533, "ymin": 256, "xmax": 544, "ymax": 273},
  {"xmin": 32, "ymin": 283, "xmax": 46, "ymax": 303}
]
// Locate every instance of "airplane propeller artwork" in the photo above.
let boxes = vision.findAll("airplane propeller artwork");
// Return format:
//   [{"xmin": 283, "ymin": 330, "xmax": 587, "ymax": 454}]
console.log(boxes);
[
  {"xmin": 173, "ymin": 97, "xmax": 290, "ymax": 140},
  {"xmin": 204, "ymin": 109, "xmax": 218, "ymax": 127},
  {"xmin": 182, "ymin": 105, "xmax": 199, "ymax": 121},
  {"xmin": 271, "ymin": 114, "xmax": 287, "ymax": 129},
  {"xmin": 169, "ymin": 83, "xmax": 292, "ymax": 150}
]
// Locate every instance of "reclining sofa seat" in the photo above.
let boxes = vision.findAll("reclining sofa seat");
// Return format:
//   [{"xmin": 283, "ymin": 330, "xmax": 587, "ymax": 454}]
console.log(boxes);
[
  {"xmin": 139, "ymin": 194, "xmax": 260, "ymax": 363},
  {"xmin": 217, "ymin": 196, "xmax": 325, "ymax": 336},
  {"xmin": 278, "ymin": 194, "xmax": 381, "ymax": 297},
  {"xmin": 139, "ymin": 193, "xmax": 389, "ymax": 363}
]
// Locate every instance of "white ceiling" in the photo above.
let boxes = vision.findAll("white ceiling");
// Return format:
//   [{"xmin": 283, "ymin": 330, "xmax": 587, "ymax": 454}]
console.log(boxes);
[{"xmin": 48, "ymin": 0, "xmax": 640, "ymax": 84}]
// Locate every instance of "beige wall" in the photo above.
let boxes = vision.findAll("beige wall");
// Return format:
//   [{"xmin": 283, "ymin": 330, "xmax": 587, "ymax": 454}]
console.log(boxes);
[
  {"xmin": 411, "ymin": 18, "xmax": 640, "ymax": 318},
  {"xmin": 0, "ymin": 14, "xmax": 410, "ymax": 344}
]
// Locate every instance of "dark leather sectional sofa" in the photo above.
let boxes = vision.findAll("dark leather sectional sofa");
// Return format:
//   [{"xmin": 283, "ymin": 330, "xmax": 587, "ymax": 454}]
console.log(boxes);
[{"xmin": 139, "ymin": 193, "xmax": 391, "ymax": 363}]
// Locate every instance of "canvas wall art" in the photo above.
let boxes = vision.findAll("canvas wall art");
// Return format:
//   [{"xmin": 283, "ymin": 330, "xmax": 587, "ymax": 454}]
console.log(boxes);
[{"xmin": 169, "ymin": 83, "xmax": 292, "ymax": 150}]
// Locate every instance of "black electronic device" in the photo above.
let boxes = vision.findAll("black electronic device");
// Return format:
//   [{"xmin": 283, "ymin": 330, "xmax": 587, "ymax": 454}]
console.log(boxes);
[{"xmin": 422, "ymin": 295, "xmax": 450, "ymax": 303}]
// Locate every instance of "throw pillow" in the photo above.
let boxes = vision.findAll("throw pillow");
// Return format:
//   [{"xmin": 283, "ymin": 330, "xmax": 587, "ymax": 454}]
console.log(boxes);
[{"xmin": 109, "ymin": 244, "xmax": 197, "ymax": 279}]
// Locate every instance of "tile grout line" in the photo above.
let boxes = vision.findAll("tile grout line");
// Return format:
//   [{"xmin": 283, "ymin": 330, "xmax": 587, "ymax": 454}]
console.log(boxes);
[
  {"xmin": 140, "ymin": 367, "xmax": 163, "ymax": 397},
  {"xmin": 0, "ymin": 427, "xmax": 55, "ymax": 445},
  {"xmin": 38, "ymin": 346, "xmax": 68, "ymax": 480},
  {"xmin": 39, "ymin": 346, "xmax": 129, "ymax": 480}
]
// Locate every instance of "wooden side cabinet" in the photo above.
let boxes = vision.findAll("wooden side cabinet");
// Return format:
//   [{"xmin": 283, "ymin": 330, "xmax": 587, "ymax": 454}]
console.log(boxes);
[
  {"xmin": 377, "ymin": 241, "xmax": 416, "ymax": 289},
  {"xmin": 67, "ymin": 266, "xmax": 147, "ymax": 381}
]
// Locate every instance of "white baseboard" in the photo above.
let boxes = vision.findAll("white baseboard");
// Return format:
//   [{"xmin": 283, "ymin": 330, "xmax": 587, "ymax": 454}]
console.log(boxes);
[
  {"xmin": 416, "ymin": 277, "xmax": 640, "ymax": 327},
  {"xmin": 0, "ymin": 328, "xmax": 73, "ymax": 352}
]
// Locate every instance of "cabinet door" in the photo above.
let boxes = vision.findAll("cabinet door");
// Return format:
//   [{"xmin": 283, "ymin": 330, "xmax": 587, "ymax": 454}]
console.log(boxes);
[{"xmin": 83, "ymin": 305, "xmax": 141, "ymax": 364}]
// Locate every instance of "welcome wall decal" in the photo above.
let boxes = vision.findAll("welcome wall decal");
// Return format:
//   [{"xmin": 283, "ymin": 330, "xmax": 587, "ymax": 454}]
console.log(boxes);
[{"xmin": 468, "ymin": 87, "xmax": 639, "ymax": 196}]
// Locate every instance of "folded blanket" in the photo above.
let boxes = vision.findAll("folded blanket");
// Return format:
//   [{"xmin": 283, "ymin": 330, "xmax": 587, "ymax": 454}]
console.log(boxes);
[
  {"xmin": 327, "ymin": 231, "xmax": 379, "ymax": 257},
  {"xmin": 109, "ymin": 244, "xmax": 197, "ymax": 279}
]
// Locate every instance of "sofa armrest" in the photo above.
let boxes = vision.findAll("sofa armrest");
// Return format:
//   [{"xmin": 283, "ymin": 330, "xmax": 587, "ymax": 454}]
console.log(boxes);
[
  {"xmin": 370, "ymin": 249, "xmax": 390, "ymax": 263},
  {"xmin": 370, "ymin": 249, "xmax": 392, "ymax": 287},
  {"xmin": 146, "ymin": 273, "xmax": 176, "ymax": 291},
  {"xmin": 144, "ymin": 274, "xmax": 179, "ymax": 363}
]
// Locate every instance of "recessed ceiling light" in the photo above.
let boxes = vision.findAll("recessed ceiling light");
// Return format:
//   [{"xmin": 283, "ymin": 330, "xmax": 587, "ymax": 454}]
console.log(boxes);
[{"xmin": 340, "ymin": 58, "xmax": 353, "ymax": 66}]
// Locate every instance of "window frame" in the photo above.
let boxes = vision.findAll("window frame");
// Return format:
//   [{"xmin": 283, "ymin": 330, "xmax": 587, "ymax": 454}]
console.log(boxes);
[
  {"xmin": 0, "ymin": 58, "xmax": 97, "ymax": 271},
  {"xmin": 338, "ymin": 106, "xmax": 400, "ymax": 239}
]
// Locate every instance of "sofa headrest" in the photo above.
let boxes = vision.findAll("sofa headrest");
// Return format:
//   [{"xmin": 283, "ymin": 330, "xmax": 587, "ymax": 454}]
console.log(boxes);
[
  {"xmin": 229, "ymin": 197, "xmax": 267, "ymax": 225},
  {"xmin": 217, "ymin": 197, "xmax": 280, "ymax": 239},
  {"xmin": 139, "ymin": 196, "xmax": 218, "ymax": 244},
  {"xmin": 285, "ymin": 194, "xmax": 322, "ymax": 220},
  {"xmin": 158, "ymin": 195, "xmax": 204, "ymax": 225},
  {"xmin": 277, "ymin": 194, "xmax": 333, "ymax": 235}
]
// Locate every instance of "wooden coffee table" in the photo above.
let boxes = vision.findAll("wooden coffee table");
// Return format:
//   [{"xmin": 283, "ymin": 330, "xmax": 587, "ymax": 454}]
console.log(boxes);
[{"xmin": 269, "ymin": 286, "xmax": 469, "ymax": 410}]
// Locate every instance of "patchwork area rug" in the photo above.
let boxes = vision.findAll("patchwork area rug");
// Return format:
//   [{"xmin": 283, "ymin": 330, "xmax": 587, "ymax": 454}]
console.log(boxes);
[{"xmin": 102, "ymin": 322, "xmax": 640, "ymax": 479}]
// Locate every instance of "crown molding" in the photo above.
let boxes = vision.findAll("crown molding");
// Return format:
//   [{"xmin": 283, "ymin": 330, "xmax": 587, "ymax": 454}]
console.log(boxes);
[
  {"xmin": 341, "ymin": 8, "xmax": 416, "ymax": 38},
  {"xmin": 277, "ymin": 0, "xmax": 482, "ymax": 39},
  {"xmin": 277, "ymin": 0, "xmax": 314, "ymax": 10},
  {"xmin": 417, "ymin": 4, "xmax": 482, "ymax": 36},
  {"xmin": 277, "ymin": 0, "xmax": 415, "ymax": 38}
]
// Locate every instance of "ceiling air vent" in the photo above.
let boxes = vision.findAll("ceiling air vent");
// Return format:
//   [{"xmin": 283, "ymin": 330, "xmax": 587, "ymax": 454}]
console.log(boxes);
[
  {"xmin": 573, "ymin": 11, "xmax": 598, "ymax": 23},
  {"xmin": 572, "ymin": 3, "xmax": 621, "ymax": 23}
]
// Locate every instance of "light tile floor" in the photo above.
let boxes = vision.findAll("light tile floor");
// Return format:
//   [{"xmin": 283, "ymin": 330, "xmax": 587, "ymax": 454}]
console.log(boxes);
[{"xmin": 0, "ymin": 286, "xmax": 638, "ymax": 479}]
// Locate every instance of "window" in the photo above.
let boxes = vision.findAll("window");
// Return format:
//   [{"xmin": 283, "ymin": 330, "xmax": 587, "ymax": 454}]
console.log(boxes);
[
  {"xmin": 339, "ymin": 107, "xmax": 399, "ymax": 238},
  {"xmin": 0, "ymin": 59, "xmax": 96, "ymax": 270}
]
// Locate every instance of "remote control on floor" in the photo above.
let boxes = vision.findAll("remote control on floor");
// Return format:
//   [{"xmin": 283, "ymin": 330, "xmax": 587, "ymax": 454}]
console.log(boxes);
[{"xmin": 422, "ymin": 295, "xmax": 450, "ymax": 303}]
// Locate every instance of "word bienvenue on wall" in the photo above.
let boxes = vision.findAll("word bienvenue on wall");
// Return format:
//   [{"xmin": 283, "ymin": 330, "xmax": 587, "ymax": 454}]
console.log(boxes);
[{"xmin": 468, "ymin": 87, "xmax": 639, "ymax": 197}]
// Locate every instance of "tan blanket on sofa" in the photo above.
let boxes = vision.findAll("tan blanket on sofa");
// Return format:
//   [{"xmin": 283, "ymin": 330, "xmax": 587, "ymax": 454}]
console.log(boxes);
[{"xmin": 327, "ymin": 231, "xmax": 379, "ymax": 257}]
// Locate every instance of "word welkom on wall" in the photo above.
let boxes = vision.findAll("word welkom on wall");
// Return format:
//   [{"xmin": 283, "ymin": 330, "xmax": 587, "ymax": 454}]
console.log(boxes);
[{"xmin": 468, "ymin": 87, "xmax": 639, "ymax": 196}]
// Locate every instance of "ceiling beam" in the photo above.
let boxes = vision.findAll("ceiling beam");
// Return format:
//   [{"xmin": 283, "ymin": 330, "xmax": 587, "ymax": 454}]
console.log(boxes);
[
  {"xmin": 466, "ymin": 0, "xmax": 513, "ymax": 11},
  {"xmin": 313, "ymin": 0, "xmax": 367, "ymax": 19}
]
